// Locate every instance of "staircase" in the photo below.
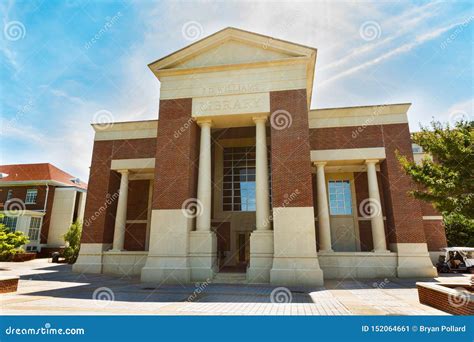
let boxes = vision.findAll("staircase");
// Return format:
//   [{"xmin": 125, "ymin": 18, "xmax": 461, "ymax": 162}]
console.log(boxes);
[{"xmin": 212, "ymin": 272, "xmax": 247, "ymax": 284}]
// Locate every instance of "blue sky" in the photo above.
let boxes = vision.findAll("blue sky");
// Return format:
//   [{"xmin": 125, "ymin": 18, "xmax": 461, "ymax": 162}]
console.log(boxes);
[{"xmin": 1, "ymin": 0, "xmax": 473, "ymax": 181}]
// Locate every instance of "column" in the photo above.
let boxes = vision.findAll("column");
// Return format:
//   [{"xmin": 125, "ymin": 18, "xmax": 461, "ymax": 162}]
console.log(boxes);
[
  {"xmin": 365, "ymin": 159, "xmax": 388, "ymax": 252},
  {"xmin": 189, "ymin": 119, "xmax": 216, "ymax": 281},
  {"xmin": 247, "ymin": 115, "xmax": 273, "ymax": 283},
  {"xmin": 253, "ymin": 116, "xmax": 271, "ymax": 230},
  {"xmin": 314, "ymin": 162, "xmax": 332, "ymax": 252},
  {"xmin": 112, "ymin": 169, "xmax": 129, "ymax": 251},
  {"xmin": 196, "ymin": 120, "xmax": 212, "ymax": 231}
]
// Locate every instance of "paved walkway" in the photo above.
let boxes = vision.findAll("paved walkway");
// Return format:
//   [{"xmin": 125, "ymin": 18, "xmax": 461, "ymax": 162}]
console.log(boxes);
[{"xmin": 1, "ymin": 259, "xmax": 466, "ymax": 315}]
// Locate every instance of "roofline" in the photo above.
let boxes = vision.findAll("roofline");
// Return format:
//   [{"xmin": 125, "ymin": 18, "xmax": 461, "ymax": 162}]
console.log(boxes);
[
  {"xmin": 310, "ymin": 103, "xmax": 412, "ymax": 111},
  {"xmin": 91, "ymin": 118, "xmax": 158, "ymax": 127},
  {"xmin": 0, "ymin": 179, "xmax": 87, "ymax": 190},
  {"xmin": 148, "ymin": 26, "xmax": 317, "ymax": 68}
]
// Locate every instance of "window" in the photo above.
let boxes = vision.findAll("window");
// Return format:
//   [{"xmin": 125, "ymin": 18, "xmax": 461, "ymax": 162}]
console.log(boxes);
[
  {"xmin": 222, "ymin": 146, "xmax": 271, "ymax": 212},
  {"xmin": 6, "ymin": 190, "xmax": 13, "ymax": 201},
  {"xmin": 25, "ymin": 189, "xmax": 38, "ymax": 204},
  {"xmin": 28, "ymin": 217, "xmax": 42, "ymax": 241},
  {"xmin": 412, "ymin": 143, "xmax": 423, "ymax": 153},
  {"xmin": 328, "ymin": 180, "xmax": 353, "ymax": 215},
  {"xmin": 1, "ymin": 216, "xmax": 18, "ymax": 231}
]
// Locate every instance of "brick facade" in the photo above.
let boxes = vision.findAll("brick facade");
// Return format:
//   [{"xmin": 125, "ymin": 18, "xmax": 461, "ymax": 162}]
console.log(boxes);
[
  {"xmin": 81, "ymin": 138, "xmax": 155, "ymax": 244},
  {"xmin": 152, "ymin": 98, "xmax": 199, "ymax": 210},
  {"xmin": 270, "ymin": 89, "xmax": 313, "ymax": 208}
]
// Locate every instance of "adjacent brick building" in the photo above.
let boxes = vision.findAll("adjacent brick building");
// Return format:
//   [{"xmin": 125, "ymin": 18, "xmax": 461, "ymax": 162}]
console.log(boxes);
[
  {"xmin": 0, "ymin": 163, "xmax": 87, "ymax": 255},
  {"xmin": 74, "ymin": 28, "xmax": 446, "ymax": 285}
]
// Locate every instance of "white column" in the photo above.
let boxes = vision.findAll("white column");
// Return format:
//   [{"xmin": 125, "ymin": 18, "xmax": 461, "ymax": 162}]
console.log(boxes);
[
  {"xmin": 196, "ymin": 120, "xmax": 212, "ymax": 231},
  {"xmin": 253, "ymin": 116, "xmax": 271, "ymax": 230},
  {"xmin": 315, "ymin": 162, "xmax": 333, "ymax": 252},
  {"xmin": 366, "ymin": 159, "xmax": 388, "ymax": 252},
  {"xmin": 112, "ymin": 169, "xmax": 129, "ymax": 251}
]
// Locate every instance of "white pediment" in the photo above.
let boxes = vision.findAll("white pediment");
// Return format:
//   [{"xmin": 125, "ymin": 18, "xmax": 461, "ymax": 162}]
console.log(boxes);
[
  {"xmin": 149, "ymin": 27, "xmax": 316, "ymax": 73},
  {"xmin": 170, "ymin": 40, "xmax": 299, "ymax": 69}
]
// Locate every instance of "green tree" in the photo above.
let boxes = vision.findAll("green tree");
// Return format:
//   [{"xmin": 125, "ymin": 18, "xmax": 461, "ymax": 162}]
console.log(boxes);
[
  {"xmin": 0, "ymin": 215, "xmax": 29, "ymax": 261},
  {"xmin": 398, "ymin": 120, "xmax": 473, "ymax": 246},
  {"xmin": 63, "ymin": 220, "xmax": 82, "ymax": 264}
]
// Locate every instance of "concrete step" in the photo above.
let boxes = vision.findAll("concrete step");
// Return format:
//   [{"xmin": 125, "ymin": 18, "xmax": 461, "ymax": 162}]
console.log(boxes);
[{"xmin": 212, "ymin": 272, "xmax": 247, "ymax": 284}]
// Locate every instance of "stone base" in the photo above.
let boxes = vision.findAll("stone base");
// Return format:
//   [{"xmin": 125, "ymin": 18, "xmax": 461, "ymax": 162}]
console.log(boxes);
[
  {"xmin": 270, "ymin": 257, "xmax": 324, "ymax": 286},
  {"xmin": 247, "ymin": 230, "xmax": 274, "ymax": 283},
  {"xmin": 318, "ymin": 251, "xmax": 397, "ymax": 279},
  {"xmin": 189, "ymin": 231, "xmax": 217, "ymax": 282},
  {"xmin": 140, "ymin": 209, "xmax": 192, "ymax": 284},
  {"xmin": 390, "ymin": 243, "xmax": 438, "ymax": 278},
  {"xmin": 102, "ymin": 251, "xmax": 148, "ymax": 276},
  {"xmin": 73, "ymin": 243, "xmax": 111, "ymax": 274},
  {"xmin": 270, "ymin": 207, "xmax": 324, "ymax": 286}
]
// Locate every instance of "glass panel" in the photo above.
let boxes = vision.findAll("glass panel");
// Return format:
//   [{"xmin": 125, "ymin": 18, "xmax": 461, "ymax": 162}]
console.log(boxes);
[{"xmin": 328, "ymin": 180, "xmax": 353, "ymax": 215}]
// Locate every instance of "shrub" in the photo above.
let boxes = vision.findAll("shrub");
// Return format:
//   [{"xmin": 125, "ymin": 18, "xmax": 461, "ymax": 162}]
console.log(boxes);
[
  {"xmin": 63, "ymin": 220, "xmax": 82, "ymax": 264},
  {"xmin": 0, "ymin": 217, "xmax": 29, "ymax": 261}
]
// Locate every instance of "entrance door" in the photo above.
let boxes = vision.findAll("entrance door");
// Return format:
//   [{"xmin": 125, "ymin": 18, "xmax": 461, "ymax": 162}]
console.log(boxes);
[
  {"xmin": 213, "ymin": 223, "xmax": 231, "ymax": 271},
  {"xmin": 236, "ymin": 232, "xmax": 250, "ymax": 269},
  {"xmin": 327, "ymin": 174, "xmax": 359, "ymax": 252}
]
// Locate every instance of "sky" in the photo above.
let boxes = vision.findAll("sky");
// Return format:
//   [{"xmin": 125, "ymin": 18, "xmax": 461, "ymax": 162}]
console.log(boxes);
[{"xmin": 1, "ymin": 0, "xmax": 473, "ymax": 181}]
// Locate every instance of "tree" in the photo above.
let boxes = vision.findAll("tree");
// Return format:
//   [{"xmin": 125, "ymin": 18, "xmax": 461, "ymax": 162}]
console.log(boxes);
[
  {"xmin": 398, "ymin": 120, "xmax": 473, "ymax": 246},
  {"xmin": 0, "ymin": 215, "xmax": 29, "ymax": 261},
  {"xmin": 63, "ymin": 220, "xmax": 82, "ymax": 264}
]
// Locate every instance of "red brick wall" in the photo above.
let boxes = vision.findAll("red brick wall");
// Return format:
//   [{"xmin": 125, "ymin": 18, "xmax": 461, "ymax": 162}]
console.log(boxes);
[
  {"xmin": 40, "ymin": 187, "xmax": 56, "ymax": 244},
  {"xmin": 153, "ymin": 98, "xmax": 199, "ymax": 210},
  {"xmin": 81, "ymin": 138, "xmax": 156, "ymax": 244},
  {"xmin": 124, "ymin": 223, "xmax": 147, "ymax": 251},
  {"xmin": 310, "ymin": 125, "xmax": 383, "ymax": 150},
  {"xmin": 417, "ymin": 285, "xmax": 473, "ymax": 315},
  {"xmin": 380, "ymin": 123, "xmax": 427, "ymax": 244},
  {"xmin": 270, "ymin": 89, "xmax": 313, "ymax": 208},
  {"xmin": 423, "ymin": 220, "xmax": 447, "ymax": 251}
]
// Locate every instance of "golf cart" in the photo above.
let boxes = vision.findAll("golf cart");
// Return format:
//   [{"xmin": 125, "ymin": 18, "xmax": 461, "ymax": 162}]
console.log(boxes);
[{"xmin": 436, "ymin": 247, "xmax": 474, "ymax": 273}]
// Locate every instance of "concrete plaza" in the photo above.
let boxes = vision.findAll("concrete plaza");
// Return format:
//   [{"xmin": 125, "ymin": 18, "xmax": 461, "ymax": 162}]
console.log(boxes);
[{"xmin": 1, "ymin": 259, "xmax": 466, "ymax": 315}]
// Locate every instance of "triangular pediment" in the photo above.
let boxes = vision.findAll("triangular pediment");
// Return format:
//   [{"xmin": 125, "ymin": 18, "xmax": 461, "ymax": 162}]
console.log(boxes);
[{"xmin": 149, "ymin": 27, "xmax": 316, "ymax": 73}]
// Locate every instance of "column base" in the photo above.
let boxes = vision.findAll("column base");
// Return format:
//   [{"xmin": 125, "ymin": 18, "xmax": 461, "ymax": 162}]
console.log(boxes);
[
  {"xmin": 390, "ymin": 243, "xmax": 438, "ymax": 278},
  {"xmin": 73, "ymin": 243, "xmax": 111, "ymax": 274},
  {"xmin": 270, "ymin": 207, "xmax": 324, "ymax": 286},
  {"xmin": 247, "ymin": 230, "xmax": 274, "ymax": 283},
  {"xmin": 189, "ymin": 230, "xmax": 217, "ymax": 282},
  {"xmin": 140, "ymin": 209, "xmax": 192, "ymax": 284}
]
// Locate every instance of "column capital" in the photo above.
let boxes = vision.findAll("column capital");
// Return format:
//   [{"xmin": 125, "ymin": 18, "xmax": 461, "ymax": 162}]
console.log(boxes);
[
  {"xmin": 365, "ymin": 159, "xmax": 379, "ymax": 165},
  {"xmin": 313, "ymin": 161, "xmax": 327, "ymax": 168},
  {"xmin": 117, "ymin": 169, "xmax": 129, "ymax": 175},
  {"xmin": 197, "ymin": 119, "xmax": 213, "ymax": 128},
  {"xmin": 252, "ymin": 115, "xmax": 268, "ymax": 124}
]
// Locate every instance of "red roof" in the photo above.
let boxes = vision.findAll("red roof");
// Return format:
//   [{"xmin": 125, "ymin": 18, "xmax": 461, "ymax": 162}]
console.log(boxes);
[{"xmin": 0, "ymin": 163, "xmax": 87, "ymax": 190}]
